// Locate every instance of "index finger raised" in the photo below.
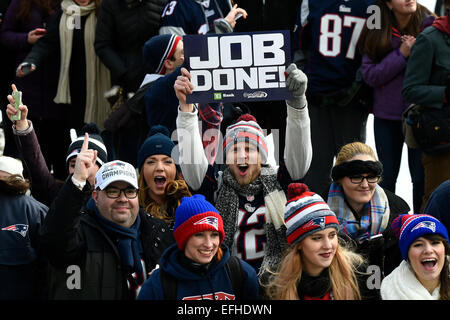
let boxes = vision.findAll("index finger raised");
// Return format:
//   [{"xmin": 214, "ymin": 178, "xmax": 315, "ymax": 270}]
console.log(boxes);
[{"xmin": 81, "ymin": 132, "xmax": 90, "ymax": 151}]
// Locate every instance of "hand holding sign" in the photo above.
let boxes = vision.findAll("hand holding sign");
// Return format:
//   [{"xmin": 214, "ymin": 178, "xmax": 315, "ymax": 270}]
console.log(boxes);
[
  {"xmin": 285, "ymin": 63, "xmax": 308, "ymax": 109},
  {"xmin": 184, "ymin": 30, "xmax": 293, "ymax": 104},
  {"xmin": 174, "ymin": 67, "xmax": 195, "ymax": 113},
  {"xmin": 73, "ymin": 133, "xmax": 98, "ymax": 183}
]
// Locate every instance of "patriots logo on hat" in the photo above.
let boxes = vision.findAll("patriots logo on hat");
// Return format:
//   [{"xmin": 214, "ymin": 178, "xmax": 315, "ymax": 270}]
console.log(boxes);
[
  {"xmin": 1, "ymin": 224, "xmax": 29, "ymax": 237},
  {"xmin": 194, "ymin": 216, "xmax": 219, "ymax": 230},
  {"xmin": 302, "ymin": 217, "xmax": 326, "ymax": 230},
  {"xmin": 411, "ymin": 221, "xmax": 436, "ymax": 233}
]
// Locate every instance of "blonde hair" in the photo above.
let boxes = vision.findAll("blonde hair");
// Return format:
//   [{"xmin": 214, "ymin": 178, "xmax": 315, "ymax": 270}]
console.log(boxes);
[
  {"xmin": 264, "ymin": 239, "xmax": 365, "ymax": 300},
  {"xmin": 335, "ymin": 142, "xmax": 377, "ymax": 166},
  {"xmin": 138, "ymin": 171, "xmax": 191, "ymax": 226}
]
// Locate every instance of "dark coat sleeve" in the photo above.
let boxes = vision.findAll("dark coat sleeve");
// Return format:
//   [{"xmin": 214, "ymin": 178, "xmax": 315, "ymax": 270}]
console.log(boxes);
[
  {"xmin": 0, "ymin": 0, "xmax": 31, "ymax": 51},
  {"xmin": 16, "ymin": 123, "xmax": 63, "ymax": 206},
  {"xmin": 39, "ymin": 177, "xmax": 91, "ymax": 267},
  {"xmin": 24, "ymin": 8, "xmax": 62, "ymax": 67}
]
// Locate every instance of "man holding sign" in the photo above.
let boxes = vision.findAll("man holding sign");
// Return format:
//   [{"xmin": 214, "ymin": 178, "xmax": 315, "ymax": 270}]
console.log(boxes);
[
  {"xmin": 40, "ymin": 135, "xmax": 174, "ymax": 299},
  {"xmin": 174, "ymin": 62, "xmax": 311, "ymax": 275}
]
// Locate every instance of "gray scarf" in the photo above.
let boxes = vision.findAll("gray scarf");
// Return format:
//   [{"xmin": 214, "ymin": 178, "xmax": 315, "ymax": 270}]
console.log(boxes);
[{"xmin": 215, "ymin": 165, "xmax": 287, "ymax": 275}]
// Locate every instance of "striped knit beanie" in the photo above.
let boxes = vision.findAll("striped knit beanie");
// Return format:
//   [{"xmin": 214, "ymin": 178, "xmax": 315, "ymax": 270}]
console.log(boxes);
[
  {"xmin": 285, "ymin": 183, "xmax": 339, "ymax": 245},
  {"xmin": 143, "ymin": 34, "xmax": 182, "ymax": 75},
  {"xmin": 66, "ymin": 123, "xmax": 108, "ymax": 168},
  {"xmin": 223, "ymin": 114, "xmax": 268, "ymax": 164},
  {"xmin": 173, "ymin": 194, "xmax": 225, "ymax": 251},
  {"xmin": 392, "ymin": 214, "xmax": 449, "ymax": 260}
]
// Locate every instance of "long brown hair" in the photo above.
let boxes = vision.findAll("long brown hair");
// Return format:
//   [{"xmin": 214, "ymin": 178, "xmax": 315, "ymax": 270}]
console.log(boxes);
[
  {"xmin": 0, "ymin": 174, "xmax": 30, "ymax": 196},
  {"xmin": 263, "ymin": 238, "xmax": 365, "ymax": 300},
  {"xmin": 138, "ymin": 170, "xmax": 191, "ymax": 227},
  {"xmin": 360, "ymin": 0, "xmax": 434, "ymax": 62},
  {"xmin": 17, "ymin": 0, "xmax": 57, "ymax": 21}
]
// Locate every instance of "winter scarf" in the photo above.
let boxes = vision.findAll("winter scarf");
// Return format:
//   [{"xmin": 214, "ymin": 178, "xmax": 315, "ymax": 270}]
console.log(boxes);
[
  {"xmin": 433, "ymin": 16, "xmax": 450, "ymax": 35},
  {"xmin": 55, "ymin": 0, "xmax": 111, "ymax": 129},
  {"xmin": 297, "ymin": 268, "xmax": 332, "ymax": 300},
  {"xmin": 87, "ymin": 199, "xmax": 145, "ymax": 293},
  {"xmin": 380, "ymin": 260, "xmax": 441, "ymax": 300},
  {"xmin": 327, "ymin": 183, "xmax": 390, "ymax": 244},
  {"xmin": 215, "ymin": 165, "xmax": 287, "ymax": 275}
]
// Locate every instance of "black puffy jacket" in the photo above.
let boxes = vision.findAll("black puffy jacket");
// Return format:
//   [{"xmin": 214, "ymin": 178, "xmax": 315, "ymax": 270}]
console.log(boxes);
[{"xmin": 94, "ymin": 0, "xmax": 168, "ymax": 93}]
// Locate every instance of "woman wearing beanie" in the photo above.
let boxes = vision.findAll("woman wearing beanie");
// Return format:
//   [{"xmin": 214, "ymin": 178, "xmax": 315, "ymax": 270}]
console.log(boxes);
[
  {"xmin": 137, "ymin": 125, "xmax": 191, "ymax": 229},
  {"xmin": 137, "ymin": 194, "xmax": 259, "ymax": 300},
  {"xmin": 380, "ymin": 214, "xmax": 450, "ymax": 300},
  {"xmin": 325, "ymin": 141, "xmax": 410, "ymax": 276},
  {"xmin": 263, "ymin": 183, "xmax": 377, "ymax": 300}
]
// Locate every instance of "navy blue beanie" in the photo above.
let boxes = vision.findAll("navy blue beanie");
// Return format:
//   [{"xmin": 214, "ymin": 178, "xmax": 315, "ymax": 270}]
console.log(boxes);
[
  {"xmin": 143, "ymin": 34, "xmax": 182, "ymax": 75},
  {"xmin": 392, "ymin": 214, "xmax": 449, "ymax": 260},
  {"xmin": 137, "ymin": 125, "xmax": 175, "ymax": 172}
]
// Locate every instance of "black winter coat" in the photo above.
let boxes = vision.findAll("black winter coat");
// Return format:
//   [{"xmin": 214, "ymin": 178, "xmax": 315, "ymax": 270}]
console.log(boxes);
[
  {"xmin": 40, "ymin": 178, "xmax": 175, "ymax": 300},
  {"xmin": 94, "ymin": 0, "xmax": 168, "ymax": 93}
]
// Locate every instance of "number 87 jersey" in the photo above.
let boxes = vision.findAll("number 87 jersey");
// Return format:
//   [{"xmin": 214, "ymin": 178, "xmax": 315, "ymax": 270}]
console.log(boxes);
[{"xmin": 292, "ymin": 0, "xmax": 376, "ymax": 95}]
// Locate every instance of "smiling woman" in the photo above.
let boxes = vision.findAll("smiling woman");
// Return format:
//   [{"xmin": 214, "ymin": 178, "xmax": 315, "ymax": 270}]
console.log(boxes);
[
  {"xmin": 262, "ymin": 183, "xmax": 377, "ymax": 300},
  {"xmin": 325, "ymin": 142, "xmax": 411, "ymax": 277},
  {"xmin": 137, "ymin": 194, "xmax": 260, "ymax": 300},
  {"xmin": 380, "ymin": 214, "xmax": 450, "ymax": 299}
]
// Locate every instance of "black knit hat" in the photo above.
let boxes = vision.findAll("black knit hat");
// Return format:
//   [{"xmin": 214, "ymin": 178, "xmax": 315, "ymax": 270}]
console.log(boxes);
[
  {"xmin": 137, "ymin": 125, "xmax": 175, "ymax": 172},
  {"xmin": 143, "ymin": 34, "xmax": 182, "ymax": 75},
  {"xmin": 66, "ymin": 123, "xmax": 108, "ymax": 168}
]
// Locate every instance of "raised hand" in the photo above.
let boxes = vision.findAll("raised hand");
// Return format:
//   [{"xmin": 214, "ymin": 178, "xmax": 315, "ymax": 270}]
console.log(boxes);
[
  {"xmin": 6, "ymin": 84, "xmax": 29, "ymax": 130},
  {"xmin": 73, "ymin": 133, "xmax": 98, "ymax": 183},
  {"xmin": 224, "ymin": 4, "xmax": 248, "ymax": 28},
  {"xmin": 174, "ymin": 67, "xmax": 195, "ymax": 112},
  {"xmin": 285, "ymin": 63, "xmax": 308, "ymax": 109}
]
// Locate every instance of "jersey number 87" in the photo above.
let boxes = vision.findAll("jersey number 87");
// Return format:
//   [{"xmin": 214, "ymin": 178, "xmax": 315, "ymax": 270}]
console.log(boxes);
[{"xmin": 319, "ymin": 14, "xmax": 366, "ymax": 60}]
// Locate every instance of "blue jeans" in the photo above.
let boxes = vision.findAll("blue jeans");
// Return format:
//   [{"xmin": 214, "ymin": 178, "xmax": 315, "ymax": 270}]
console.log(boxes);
[{"xmin": 374, "ymin": 117, "xmax": 424, "ymax": 213}]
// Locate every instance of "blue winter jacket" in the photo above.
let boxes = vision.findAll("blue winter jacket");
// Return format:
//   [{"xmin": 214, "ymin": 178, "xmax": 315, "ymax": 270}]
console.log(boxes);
[{"xmin": 137, "ymin": 243, "xmax": 259, "ymax": 300}]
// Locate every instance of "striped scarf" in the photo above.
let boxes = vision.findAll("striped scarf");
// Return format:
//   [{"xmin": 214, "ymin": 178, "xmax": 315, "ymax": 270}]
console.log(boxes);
[
  {"xmin": 327, "ymin": 182, "xmax": 390, "ymax": 244},
  {"xmin": 215, "ymin": 165, "xmax": 287, "ymax": 275}
]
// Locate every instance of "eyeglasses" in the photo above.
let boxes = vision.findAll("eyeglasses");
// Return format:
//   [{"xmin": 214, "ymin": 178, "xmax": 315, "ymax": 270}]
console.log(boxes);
[
  {"xmin": 103, "ymin": 187, "xmax": 138, "ymax": 199},
  {"xmin": 348, "ymin": 175, "xmax": 381, "ymax": 184}
]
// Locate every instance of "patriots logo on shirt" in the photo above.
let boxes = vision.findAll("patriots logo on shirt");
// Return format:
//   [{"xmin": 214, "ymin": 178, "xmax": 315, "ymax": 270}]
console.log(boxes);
[
  {"xmin": 411, "ymin": 221, "xmax": 436, "ymax": 233},
  {"xmin": 194, "ymin": 216, "xmax": 219, "ymax": 230},
  {"xmin": 1, "ymin": 224, "xmax": 29, "ymax": 237},
  {"xmin": 302, "ymin": 217, "xmax": 326, "ymax": 230}
]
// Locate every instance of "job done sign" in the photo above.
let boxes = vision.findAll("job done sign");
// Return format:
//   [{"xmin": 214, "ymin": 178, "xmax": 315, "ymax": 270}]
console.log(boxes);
[{"xmin": 184, "ymin": 30, "xmax": 293, "ymax": 104}]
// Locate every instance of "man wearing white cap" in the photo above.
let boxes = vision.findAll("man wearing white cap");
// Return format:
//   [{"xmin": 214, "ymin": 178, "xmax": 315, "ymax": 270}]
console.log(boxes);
[{"xmin": 40, "ymin": 134, "xmax": 174, "ymax": 300}]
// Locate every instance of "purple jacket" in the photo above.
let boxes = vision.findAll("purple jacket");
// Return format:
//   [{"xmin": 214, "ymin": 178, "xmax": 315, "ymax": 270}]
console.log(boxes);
[
  {"xmin": 361, "ymin": 16, "xmax": 434, "ymax": 121},
  {"xmin": 12, "ymin": 121, "xmax": 64, "ymax": 207},
  {"xmin": 0, "ymin": 0, "xmax": 60, "ymax": 120}
]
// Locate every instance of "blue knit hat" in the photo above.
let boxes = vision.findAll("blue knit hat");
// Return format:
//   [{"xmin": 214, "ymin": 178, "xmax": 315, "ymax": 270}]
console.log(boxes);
[
  {"xmin": 143, "ymin": 34, "xmax": 182, "ymax": 75},
  {"xmin": 392, "ymin": 214, "xmax": 449, "ymax": 260},
  {"xmin": 173, "ymin": 194, "xmax": 225, "ymax": 251},
  {"xmin": 137, "ymin": 125, "xmax": 175, "ymax": 172}
]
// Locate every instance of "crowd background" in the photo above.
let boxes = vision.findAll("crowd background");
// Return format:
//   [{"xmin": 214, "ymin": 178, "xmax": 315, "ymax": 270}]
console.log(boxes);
[{"xmin": 0, "ymin": 0, "xmax": 449, "ymax": 302}]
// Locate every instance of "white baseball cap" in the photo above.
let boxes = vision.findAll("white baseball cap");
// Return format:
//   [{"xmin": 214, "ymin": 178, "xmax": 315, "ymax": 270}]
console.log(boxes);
[{"xmin": 94, "ymin": 160, "xmax": 138, "ymax": 190}]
